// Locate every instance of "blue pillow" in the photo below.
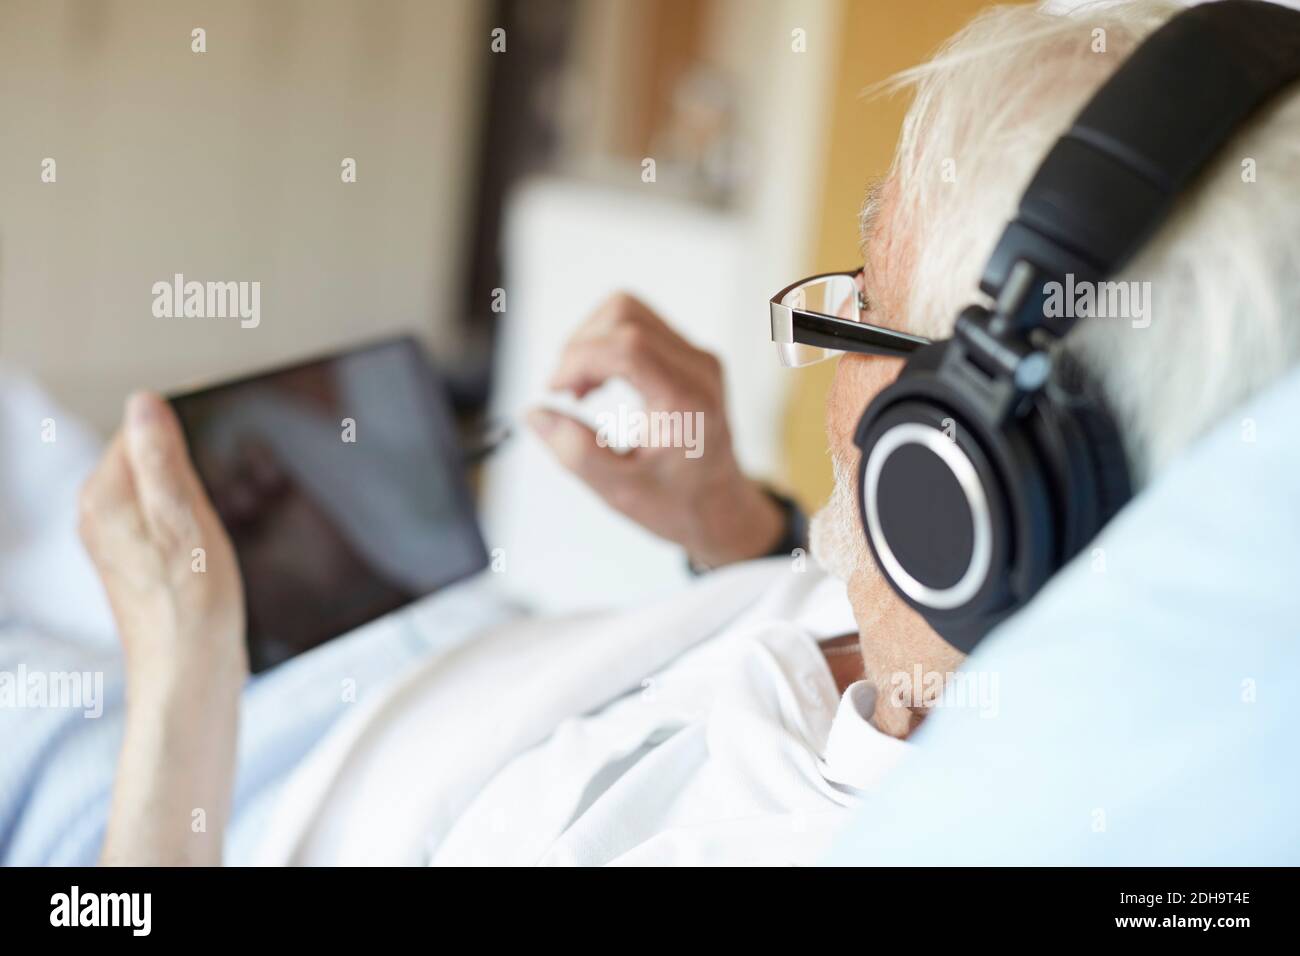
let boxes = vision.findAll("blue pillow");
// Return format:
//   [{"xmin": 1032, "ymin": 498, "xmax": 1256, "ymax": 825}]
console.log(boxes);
[{"xmin": 829, "ymin": 366, "xmax": 1300, "ymax": 865}]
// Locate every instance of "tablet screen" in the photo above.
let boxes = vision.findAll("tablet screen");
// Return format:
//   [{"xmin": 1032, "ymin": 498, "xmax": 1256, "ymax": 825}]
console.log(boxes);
[{"xmin": 170, "ymin": 336, "xmax": 489, "ymax": 673}]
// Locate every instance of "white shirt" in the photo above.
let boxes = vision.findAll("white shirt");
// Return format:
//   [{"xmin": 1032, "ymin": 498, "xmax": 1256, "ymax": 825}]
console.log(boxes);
[{"xmin": 257, "ymin": 560, "xmax": 909, "ymax": 866}]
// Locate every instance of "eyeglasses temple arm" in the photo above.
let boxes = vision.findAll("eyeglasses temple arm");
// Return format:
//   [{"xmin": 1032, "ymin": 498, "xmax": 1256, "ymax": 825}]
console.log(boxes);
[{"xmin": 771, "ymin": 304, "xmax": 931, "ymax": 358}]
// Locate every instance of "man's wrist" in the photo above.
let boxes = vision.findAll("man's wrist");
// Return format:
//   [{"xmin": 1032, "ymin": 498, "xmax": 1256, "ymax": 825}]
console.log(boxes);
[
  {"xmin": 685, "ymin": 476, "xmax": 788, "ymax": 571},
  {"xmin": 125, "ymin": 646, "xmax": 245, "ymax": 718}
]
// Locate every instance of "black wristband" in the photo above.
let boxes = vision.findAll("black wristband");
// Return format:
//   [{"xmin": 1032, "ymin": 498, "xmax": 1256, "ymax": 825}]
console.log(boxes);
[{"xmin": 760, "ymin": 486, "xmax": 809, "ymax": 560}]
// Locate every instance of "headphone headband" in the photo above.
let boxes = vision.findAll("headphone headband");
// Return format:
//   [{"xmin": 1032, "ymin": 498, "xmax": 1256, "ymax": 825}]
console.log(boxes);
[{"xmin": 982, "ymin": 0, "xmax": 1300, "ymax": 336}]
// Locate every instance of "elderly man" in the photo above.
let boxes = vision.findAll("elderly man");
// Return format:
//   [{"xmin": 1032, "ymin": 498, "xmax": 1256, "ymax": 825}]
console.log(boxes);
[{"xmin": 8, "ymin": 0, "xmax": 1299, "ymax": 865}]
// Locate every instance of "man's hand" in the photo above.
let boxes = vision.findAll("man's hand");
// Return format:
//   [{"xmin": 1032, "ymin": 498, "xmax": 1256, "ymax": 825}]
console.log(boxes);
[
  {"xmin": 529, "ymin": 293, "xmax": 784, "ymax": 569},
  {"xmin": 80, "ymin": 391, "xmax": 246, "ymax": 688},
  {"xmin": 79, "ymin": 391, "xmax": 246, "ymax": 865}
]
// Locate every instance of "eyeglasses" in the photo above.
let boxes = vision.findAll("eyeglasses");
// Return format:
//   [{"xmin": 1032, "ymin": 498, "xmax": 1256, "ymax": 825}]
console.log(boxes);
[{"xmin": 769, "ymin": 268, "xmax": 930, "ymax": 367}]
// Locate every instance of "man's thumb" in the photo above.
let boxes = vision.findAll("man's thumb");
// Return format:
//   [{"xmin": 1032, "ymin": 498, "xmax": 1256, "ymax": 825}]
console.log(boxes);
[{"xmin": 124, "ymin": 391, "xmax": 203, "ymax": 532}]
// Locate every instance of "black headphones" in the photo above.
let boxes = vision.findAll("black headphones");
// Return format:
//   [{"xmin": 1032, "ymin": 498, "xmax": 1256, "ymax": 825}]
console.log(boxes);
[{"xmin": 854, "ymin": 0, "xmax": 1300, "ymax": 654}]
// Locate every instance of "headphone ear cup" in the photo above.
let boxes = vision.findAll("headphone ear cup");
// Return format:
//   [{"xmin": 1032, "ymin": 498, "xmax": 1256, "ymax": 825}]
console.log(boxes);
[
  {"xmin": 856, "ymin": 398, "xmax": 1013, "ymax": 615},
  {"xmin": 853, "ymin": 340, "xmax": 1058, "ymax": 651},
  {"xmin": 1063, "ymin": 386, "xmax": 1133, "ymax": 528},
  {"xmin": 1030, "ymin": 352, "xmax": 1134, "ymax": 560}
]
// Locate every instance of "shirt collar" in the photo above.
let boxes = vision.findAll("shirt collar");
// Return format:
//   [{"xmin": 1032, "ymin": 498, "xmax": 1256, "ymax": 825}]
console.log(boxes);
[
  {"xmin": 751, "ymin": 624, "xmax": 910, "ymax": 794},
  {"xmin": 822, "ymin": 679, "xmax": 911, "ymax": 791}
]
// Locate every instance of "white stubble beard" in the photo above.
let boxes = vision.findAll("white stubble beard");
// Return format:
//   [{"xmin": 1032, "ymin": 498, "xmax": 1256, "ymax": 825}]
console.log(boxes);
[{"xmin": 809, "ymin": 452, "xmax": 877, "ymax": 586}]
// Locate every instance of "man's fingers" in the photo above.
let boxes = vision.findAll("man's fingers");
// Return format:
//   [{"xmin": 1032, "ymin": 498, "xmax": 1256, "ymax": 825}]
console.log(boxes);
[
  {"xmin": 527, "ymin": 407, "xmax": 640, "ymax": 489},
  {"xmin": 77, "ymin": 432, "xmax": 169, "ymax": 600},
  {"xmin": 78, "ymin": 432, "xmax": 135, "ymax": 547},
  {"xmin": 547, "ymin": 332, "xmax": 682, "ymax": 399},
  {"xmin": 551, "ymin": 293, "xmax": 700, "ymax": 396},
  {"xmin": 568, "ymin": 293, "xmax": 675, "ymax": 345},
  {"xmin": 122, "ymin": 391, "xmax": 205, "ymax": 549}
]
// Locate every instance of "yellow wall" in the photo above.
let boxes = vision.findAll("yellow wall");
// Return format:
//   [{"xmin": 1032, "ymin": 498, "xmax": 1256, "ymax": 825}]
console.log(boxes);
[{"xmin": 781, "ymin": 0, "xmax": 998, "ymax": 510}]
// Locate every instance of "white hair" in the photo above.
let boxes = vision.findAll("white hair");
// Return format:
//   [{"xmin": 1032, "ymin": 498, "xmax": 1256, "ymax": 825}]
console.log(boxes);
[{"xmin": 883, "ymin": 0, "xmax": 1300, "ymax": 485}]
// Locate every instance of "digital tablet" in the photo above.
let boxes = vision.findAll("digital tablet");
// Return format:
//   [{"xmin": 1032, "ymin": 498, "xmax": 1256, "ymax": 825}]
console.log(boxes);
[{"xmin": 169, "ymin": 336, "xmax": 489, "ymax": 673}]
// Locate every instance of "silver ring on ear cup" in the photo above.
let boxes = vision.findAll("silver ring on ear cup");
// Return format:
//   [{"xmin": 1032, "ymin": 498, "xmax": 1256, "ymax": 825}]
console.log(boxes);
[{"xmin": 863, "ymin": 423, "xmax": 994, "ymax": 610}]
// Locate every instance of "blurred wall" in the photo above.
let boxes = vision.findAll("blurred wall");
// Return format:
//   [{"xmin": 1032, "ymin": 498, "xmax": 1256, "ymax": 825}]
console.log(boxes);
[
  {"xmin": 782, "ymin": 0, "xmax": 1006, "ymax": 509},
  {"xmin": 0, "ymin": 0, "xmax": 487, "ymax": 432}
]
